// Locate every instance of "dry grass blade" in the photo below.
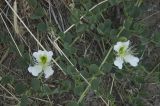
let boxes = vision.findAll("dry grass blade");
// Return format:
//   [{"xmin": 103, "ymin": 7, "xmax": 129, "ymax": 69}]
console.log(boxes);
[
  {"xmin": 0, "ymin": 13, "xmax": 23, "ymax": 57},
  {"xmin": 0, "ymin": 8, "xmax": 30, "ymax": 48},
  {"xmin": 0, "ymin": 0, "xmax": 159, "ymax": 105},
  {"xmin": 13, "ymin": 0, "xmax": 20, "ymax": 35},
  {"xmin": 108, "ymin": 74, "xmax": 115, "ymax": 105},
  {"xmin": 0, "ymin": 48, "xmax": 9, "ymax": 64},
  {"xmin": 0, "ymin": 84, "xmax": 20, "ymax": 102}
]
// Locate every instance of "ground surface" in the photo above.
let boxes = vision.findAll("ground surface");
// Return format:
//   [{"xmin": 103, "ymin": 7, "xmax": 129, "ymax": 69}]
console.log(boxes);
[{"xmin": 0, "ymin": 0, "xmax": 160, "ymax": 106}]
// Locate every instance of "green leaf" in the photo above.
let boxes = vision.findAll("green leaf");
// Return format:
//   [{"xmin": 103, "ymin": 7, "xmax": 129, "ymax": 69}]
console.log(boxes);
[
  {"xmin": 97, "ymin": 23, "xmax": 105, "ymax": 35},
  {"xmin": 130, "ymin": 6, "xmax": 141, "ymax": 17},
  {"xmin": 140, "ymin": 37, "xmax": 149, "ymax": 45},
  {"xmin": 97, "ymin": 1, "xmax": 109, "ymax": 12},
  {"xmin": 125, "ymin": 2, "xmax": 141, "ymax": 18},
  {"xmin": 62, "ymin": 32, "xmax": 73, "ymax": 44},
  {"xmin": 158, "ymin": 71, "xmax": 160, "ymax": 83},
  {"xmin": 90, "ymin": 24, "xmax": 96, "ymax": 30},
  {"xmin": 133, "ymin": 22, "xmax": 145, "ymax": 34},
  {"xmin": 97, "ymin": 19, "xmax": 112, "ymax": 36},
  {"xmin": 153, "ymin": 31, "xmax": 160, "ymax": 43},
  {"xmin": 27, "ymin": 0, "xmax": 37, "ymax": 7},
  {"xmin": 115, "ymin": 71, "xmax": 124, "ymax": 80},
  {"xmin": 37, "ymin": 22, "xmax": 48, "ymax": 32},
  {"xmin": 109, "ymin": 0, "xmax": 122, "ymax": 5},
  {"xmin": 89, "ymin": 64, "xmax": 99, "ymax": 75},
  {"xmin": 119, "ymin": 28, "xmax": 132, "ymax": 38},
  {"xmin": 64, "ymin": 65, "xmax": 76, "ymax": 76},
  {"xmin": 20, "ymin": 95, "xmax": 28, "ymax": 106},
  {"xmin": 63, "ymin": 43, "xmax": 77, "ymax": 55},
  {"xmin": 15, "ymin": 83, "xmax": 27, "ymax": 95},
  {"xmin": 52, "ymin": 88, "xmax": 59, "ymax": 94},
  {"xmin": 86, "ymin": 13, "xmax": 98, "ymax": 24},
  {"xmin": 16, "ymin": 52, "xmax": 30, "ymax": 69},
  {"xmin": 81, "ymin": 0, "xmax": 92, "ymax": 10},
  {"xmin": 91, "ymin": 78, "xmax": 101, "ymax": 90},
  {"xmin": 61, "ymin": 80, "xmax": 72, "ymax": 92},
  {"xmin": 76, "ymin": 23, "xmax": 88, "ymax": 33},
  {"xmin": 101, "ymin": 63, "xmax": 112, "ymax": 73},
  {"xmin": 42, "ymin": 85, "xmax": 53, "ymax": 96},
  {"xmin": 74, "ymin": 83, "xmax": 85, "ymax": 96},
  {"xmin": 31, "ymin": 79, "xmax": 41, "ymax": 91},
  {"xmin": 0, "ymin": 33, "xmax": 10, "ymax": 43},
  {"xmin": 40, "ymin": 84, "xmax": 59, "ymax": 96},
  {"xmin": 110, "ymin": 29, "xmax": 118, "ymax": 39},
  {"xmin": 78, "ymin": 57, "xmax": 90, "ymax": 66},
  {"xmin": 124, "ymin": 17, "xmax": 133, "ymax": 30},
  {"xmin": 31, "ymin": 6, "xmax": 45, "ymax": 19},
  {"xmin": 70, "ymin": 9, "xmax": 81, "ymax": 23},
  {"xmin": 67, "ymin": 101, "xmax": 79, "ymax": 106}
]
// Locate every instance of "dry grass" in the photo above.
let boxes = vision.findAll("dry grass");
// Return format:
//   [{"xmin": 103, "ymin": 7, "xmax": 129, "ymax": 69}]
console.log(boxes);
[{"xmin": 0, "ymin": 0, "xmax": 160, "ymax": 106}]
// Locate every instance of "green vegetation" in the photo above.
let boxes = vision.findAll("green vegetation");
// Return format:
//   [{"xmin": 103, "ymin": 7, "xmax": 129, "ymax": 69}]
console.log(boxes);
[{"xmin": 0, "ymin": 0, "xmax": 160, "ymax": 105}]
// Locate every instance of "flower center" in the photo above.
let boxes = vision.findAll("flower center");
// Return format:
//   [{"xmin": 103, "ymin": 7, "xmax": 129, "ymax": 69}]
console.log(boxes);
[
  {"xmin": 40, "ymin": 55, "xmax": 47, "ymax": 65},
  {"xmin": 119, "ymin": 46, "xmax": 126, "ymax": 56}
]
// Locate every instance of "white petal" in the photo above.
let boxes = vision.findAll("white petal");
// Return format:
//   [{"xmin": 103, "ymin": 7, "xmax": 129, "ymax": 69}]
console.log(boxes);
[
  {"xmin": 114, "ymin": 40, "xmax": 130, "ymax": 52},
  {"xmin": 33, "ymin": 50, "xmax": 43, "ymax": 62},
  {"xmin": 44, "ymin": 66, "xmax": 54, "ymax": 78},
  {"xmin": 114, "ymin": 57, "xmax": 124, "ymax": 69},
  {"xmin": 28, "ymin": 65, "xmax": 42, "ymax": 76},
  {"xmin": 33, "ymin": 50, "xmax": 53, "ymax": 63},
  {"xmin": 123, "ymin": 40, "xmax": 130, "ymax": 48},
  {"xmin": 114, "ymin": 42, "xmax": 123, "ymax": 52},
  {"xmin": 45, "ymin": 51, "xmax": 53, "ymax": 62},
  {"xmin": 124, "ymin": 54, "xmax": 139, "ymax": 67}
]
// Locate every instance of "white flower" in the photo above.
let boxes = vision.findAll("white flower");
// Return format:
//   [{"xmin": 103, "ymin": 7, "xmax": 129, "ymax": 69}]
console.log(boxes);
[
  {"xmin": 113, "ymin": 40, "xmax": 139, "ymax": 69},
  {"xmin": 28, "ymin": 50, "xmax": 54, "ymax": 78}
]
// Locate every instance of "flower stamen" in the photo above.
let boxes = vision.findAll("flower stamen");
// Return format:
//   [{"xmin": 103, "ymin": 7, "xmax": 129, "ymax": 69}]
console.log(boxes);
[
  {"xmin": 40, "ymin": 55, "xmax": 47, "ymax": 65},
  {"xmin": 119, "ymin": 46, "xmax": 126, "ymax": 56}
]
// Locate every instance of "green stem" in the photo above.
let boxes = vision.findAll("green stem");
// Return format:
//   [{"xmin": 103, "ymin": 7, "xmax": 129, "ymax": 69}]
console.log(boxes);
[{"xmin": 78, "ymin": 77, "xmax": 95, "ymax": 103}]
